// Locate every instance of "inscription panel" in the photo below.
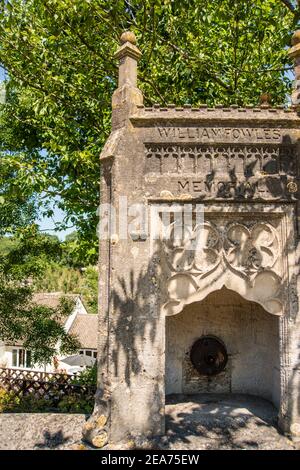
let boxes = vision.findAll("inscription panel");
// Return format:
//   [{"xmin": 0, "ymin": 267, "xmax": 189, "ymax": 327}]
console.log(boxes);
[
  {"xmin": 144, "ymin": 126, "xmax": 299, "ymax": 200},
  {"xmin": 156, "ymin": 126, "xmax": 283, "ymax": 143},
  {"xmin": 175, "ymin": 177, "xmax": 292, "ymax": 200},
  {"xmin": 145, "ymin": 143, "xmax": 296, "ymax": 176}
]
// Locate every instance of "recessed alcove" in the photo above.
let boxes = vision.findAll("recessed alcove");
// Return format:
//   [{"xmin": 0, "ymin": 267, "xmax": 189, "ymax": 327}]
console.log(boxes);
[{"xmin": 166, "ymin": 287, "xmax": 280, "ymax": 408}]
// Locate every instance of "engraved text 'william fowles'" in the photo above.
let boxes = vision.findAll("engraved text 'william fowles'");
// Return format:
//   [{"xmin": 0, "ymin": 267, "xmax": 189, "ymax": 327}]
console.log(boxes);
[{"xmin": 157, "ymin": 126, "xmax": 282, "ymax": 142}]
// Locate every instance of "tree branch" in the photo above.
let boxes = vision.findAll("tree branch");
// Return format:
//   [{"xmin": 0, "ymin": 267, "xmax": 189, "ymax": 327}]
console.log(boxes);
[
  {"xmin": 134, "ymin": 24, "xmax": 232, "ymax": 92},
  {"xmin": 139, "ymin": 76, "xmax": 167, "ymax": 105},
  {"xmin": 280, "ymin": 0, "xmax": 296, "ymax": 13}
]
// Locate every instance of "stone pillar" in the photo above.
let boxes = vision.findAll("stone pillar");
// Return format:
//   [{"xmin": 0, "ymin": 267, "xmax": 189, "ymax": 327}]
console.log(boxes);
[
  {"xmin": 83, "ymin": 32, "xmax": 165, "ymax": 448},
  {"xmin": 288, "ymin": 30, "xmax": 300, "ymax": 109},
  {"xmin": 287, "ymin": 30, "xmax": 300, "ymax": 441},
  {"xmin": 112, "ymin": 31, "xmax": 143, "ymax": 129}
]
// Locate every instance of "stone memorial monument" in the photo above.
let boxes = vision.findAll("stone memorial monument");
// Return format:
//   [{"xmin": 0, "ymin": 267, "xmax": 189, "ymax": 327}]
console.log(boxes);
[{"xmin": 83, "ymin": 30, "xmax": 300, "ymax": 447}]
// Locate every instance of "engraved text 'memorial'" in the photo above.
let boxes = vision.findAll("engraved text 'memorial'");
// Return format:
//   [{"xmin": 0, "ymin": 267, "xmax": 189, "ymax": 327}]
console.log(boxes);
[{"xmin": 144, "ymin": 142, "xmax": 298, "ymax": 201}]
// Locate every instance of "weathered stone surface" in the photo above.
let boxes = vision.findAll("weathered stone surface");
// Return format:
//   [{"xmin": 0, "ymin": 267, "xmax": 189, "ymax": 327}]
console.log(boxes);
[
  {"xmin": 106, "ymin": 395, "xmax": 298, "ymax": 450},
  {"xmin": 89, "ymin": 32, "xmax": 300, "ymax": 446},
  {"xmin": 0, "ymin": 413, "xmax": 86, "ymax": 450},
  {"xmin": 0, "ymin": 407, "xmax": 297, "ymax": 450},
  {"xmin": 91, "ymin": 432, "xmax": 108, "ymax": 448},
  {"xmin": 71, "ymin": 443, "xmax": 87, "ymax": 451},
  {"xmin": 162, "ymin": 394, "xmax": 297, "ymax": 450},
  {"xmin": 289, "ymin": 30, "xmax": 300, "ymax": 108},
  {"xmin": 96, "ymin": 415, "xmax": 107, "ymax": 429},
  {"xmin": 82, "ymin": 410, "xmax": 109, "ymax": 447},
  {"xmin": 166, "ymin": 288, "xmax": 280, "ymax": 402}
]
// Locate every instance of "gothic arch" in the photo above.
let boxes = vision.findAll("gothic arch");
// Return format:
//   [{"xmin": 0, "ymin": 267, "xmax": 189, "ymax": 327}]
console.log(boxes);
[{"xmin": 162, "ymin": 219, "xmax": 284, "ymax": 317}]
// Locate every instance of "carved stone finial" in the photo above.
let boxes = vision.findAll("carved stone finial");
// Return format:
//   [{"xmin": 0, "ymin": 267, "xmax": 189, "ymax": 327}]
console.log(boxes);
[
  {"xmin": 260, "ymin": 93, "xmax": 271, "ymax": 106},
  {"xmin": 120, "ymin": 31, "xmax": 137, "ymax": 45},
  {"xmin": 114, "ymin": 33, "xmax": 141, "ymax": 63},
  {"xmin": 112, "ymin": 30, "xmax": 143, "ymax": 128}
]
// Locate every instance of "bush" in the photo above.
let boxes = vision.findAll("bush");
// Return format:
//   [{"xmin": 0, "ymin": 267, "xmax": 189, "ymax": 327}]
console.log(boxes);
[
  {"xmin": 13, "ymin": 395, "xmax": 51, "ymax": 412},
  {"xmin": 34, "ymin": 263, "xmax": 83, "ymax": 293},
  {"xmin": 0, "ymin": 386, "xmax": 20, "ymax": 412},
  {"xmin": 0, "ymin": 367, "xmax": 96, "ymax": 413},
  {"xmin": 57, "ymin": 395, "xmax": 93, "ymax": 414},
  {"xmin": 0, "ymin": 384, "xmax": 94, "ymax": 414},
  {"xmin": 0, "ymin": 387, "xmax": 52, "ymax": 412},
  {"xmin": 71, "ymin": 365, "xmax": 97, "ymax": 387}
]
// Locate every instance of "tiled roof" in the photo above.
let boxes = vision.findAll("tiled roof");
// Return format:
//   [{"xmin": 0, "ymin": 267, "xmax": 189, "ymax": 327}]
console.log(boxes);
[
  {"xmin": 32, "ymin": 292, "xmax": 80, "ymax": 310},
  {"xmin": 68, "ymin": 314, "xmax": 98, "ymax": 349},
  {"xmin": 31, "ymin": 292, "xmax": 82, "ymax": 328},
  {"xmin": 5, "ymin": 293, "xmax": 81, "ymax": 347}
]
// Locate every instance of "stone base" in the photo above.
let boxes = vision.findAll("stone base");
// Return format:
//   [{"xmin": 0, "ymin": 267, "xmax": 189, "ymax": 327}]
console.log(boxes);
[
  {"xmin": 82, "ymin": 394, "xmax": 299, "ymax": 450},
  {"xmin": 82, "ymin": 413, "xmax": 109, "ymax": 448}
]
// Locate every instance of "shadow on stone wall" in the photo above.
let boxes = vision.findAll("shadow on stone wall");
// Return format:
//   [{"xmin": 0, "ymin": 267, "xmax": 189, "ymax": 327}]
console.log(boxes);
[
  {"xmin": 94, "ymin": 202, "xmax": 299, "ymax": 440},
  {"xmin": 203, "ymin": 134, "xmax": 297, "ymax": 200},
  {"xmin": 107, "ymin": 249, "xmax": 162, "ymax": 387}
]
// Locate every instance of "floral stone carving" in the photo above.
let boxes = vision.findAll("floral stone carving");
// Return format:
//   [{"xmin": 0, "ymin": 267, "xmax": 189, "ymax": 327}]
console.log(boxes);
[{"xmin": 162, "ymin": 219, "xmax": 283, "ymax": 316}]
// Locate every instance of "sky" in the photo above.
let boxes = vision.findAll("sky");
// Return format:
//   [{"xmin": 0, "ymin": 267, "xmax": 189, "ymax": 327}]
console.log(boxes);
[
  {"xmin": 37, "ymin": 204, "xmax": 74, "ymax": 241},
  {"xmin": 1, "ymin": 65, "xmax": 71, "ymax": 240}
]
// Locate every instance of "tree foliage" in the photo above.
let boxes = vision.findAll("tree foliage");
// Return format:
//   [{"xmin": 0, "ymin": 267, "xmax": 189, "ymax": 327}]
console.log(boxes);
[
  {"xmin": 0, "ymin": 0, "xmax": 298, "ymax": 251},
  {"xmin": 33, "ymin": 263, "xmax": 98, "ymax": 314},
  {"xmin": 0, "ymin": 283, "xmax": 79, "ymax": 364},
  {"xmin": 0, "ymin": 221, "xmax": 79, "ymax": 363}
]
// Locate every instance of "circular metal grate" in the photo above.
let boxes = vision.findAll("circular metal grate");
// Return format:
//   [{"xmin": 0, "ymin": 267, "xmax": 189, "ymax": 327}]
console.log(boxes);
[{"xmin": 190, "ymin": 336, "xmax": 228, "ymax": 376}]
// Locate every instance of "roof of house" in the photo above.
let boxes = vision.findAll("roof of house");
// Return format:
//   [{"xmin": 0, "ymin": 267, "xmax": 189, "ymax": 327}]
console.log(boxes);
[
  {"xmin": 32, "ymin": 292, "xmax": 80, "ymax": 310},
  {"xmin": 68, "ymin": 314, "xmax": 98, "ymax": 350},
  {"xmin": 4, "ymin": 293, "xmax": 96, "ymax": 350},
  {"xmin": 32, "ymin": 292, "xmax": 87, "ymax": 328}
]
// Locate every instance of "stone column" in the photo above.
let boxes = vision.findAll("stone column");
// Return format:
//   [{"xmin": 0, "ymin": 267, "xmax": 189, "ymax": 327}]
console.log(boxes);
[
  {"xmin": 112, "ymin": 31, "xmax": 143, "ymax": 129},
  {"xmin": 288, "ymin": 30, "xmax": 300, "ymax": 109},
  {"xmin": 106, "ymin": 34, "xmax": 165, "ymax": 445},
  {"xmin": 82, "ymin": 32, "xmax": 165, "ymax": 448},
  {"xmin": 287, "ymin": 31, "xmax": 300, "ymax": 441}
]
